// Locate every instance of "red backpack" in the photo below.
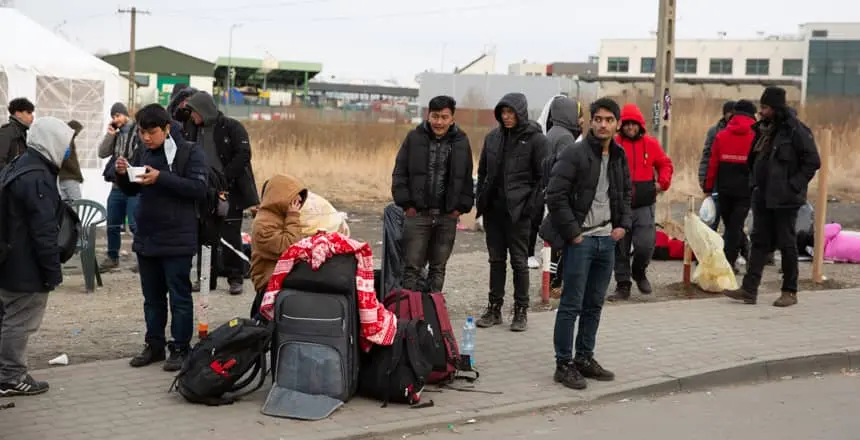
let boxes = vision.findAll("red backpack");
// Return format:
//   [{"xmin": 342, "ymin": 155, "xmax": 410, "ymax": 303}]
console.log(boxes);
[{"xmin": 383, "ymin": 289, "xmax": 476, "ymax": 384}]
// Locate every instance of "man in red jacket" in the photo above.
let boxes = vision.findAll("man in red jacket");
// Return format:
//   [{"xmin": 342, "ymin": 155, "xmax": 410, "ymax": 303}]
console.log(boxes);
[
  {"xmin": 608, "ymin": 104, "xmax": 673, "ymax": 300},
  {"xmin": 704, "ymin": 100, "xmax": 757, "ymax": 272}
]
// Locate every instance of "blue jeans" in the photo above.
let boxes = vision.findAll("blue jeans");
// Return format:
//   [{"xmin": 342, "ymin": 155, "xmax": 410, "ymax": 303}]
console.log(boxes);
[
  {"xmin": 137, "ymin": 254, "xmax": 194, "ymax": 350},
  {"xmin": 553, "ymin": 235, "xmax": 616, "ymax": 361},
  {"xmin": 106, "ymin": 187, "xmax": 139, "ymax": 260}
]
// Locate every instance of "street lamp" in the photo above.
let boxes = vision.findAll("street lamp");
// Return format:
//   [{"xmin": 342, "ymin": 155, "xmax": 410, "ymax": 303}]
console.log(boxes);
[{"xmin": 226, "ymin": 23, "xmax": 242, "ymax": 113}]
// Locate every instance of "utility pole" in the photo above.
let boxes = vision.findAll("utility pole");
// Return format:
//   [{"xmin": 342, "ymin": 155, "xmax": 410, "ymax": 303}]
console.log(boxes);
[
  {"xmin": 118, "ymin": 7, "xmax": 150, "ymax": 113},
  {"xmin": 652, "ymin": 0, "xmax": 676, "ymax": 223},
  {"xmin": 226, "ymin": 23, "xmax": 242, "ymax": 114}
]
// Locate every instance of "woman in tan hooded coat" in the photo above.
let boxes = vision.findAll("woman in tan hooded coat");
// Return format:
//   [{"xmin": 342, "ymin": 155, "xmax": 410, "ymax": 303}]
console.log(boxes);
[{"xmin": 250, "ymin": 174, "xmax": 308, "ymax": 293}]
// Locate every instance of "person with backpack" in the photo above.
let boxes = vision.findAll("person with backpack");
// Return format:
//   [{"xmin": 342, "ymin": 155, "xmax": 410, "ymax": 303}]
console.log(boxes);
[
  {"xmin": 185, "ymin": 91, "xmax": 259, "ymax": 296},
  {"xmin": 538, "ymin": 96, "xmax": 584, "ymax": 295},
  {"xmin": 0, "ymin": 116, "xmax": 75, "ymax": 396},
  {"xmin": 97, "ymin": 102, "xmax": 140, "ymax": 272},
  {"xmin": 114, "ymin": 104, "xmax": 208, "ymax": 371}
]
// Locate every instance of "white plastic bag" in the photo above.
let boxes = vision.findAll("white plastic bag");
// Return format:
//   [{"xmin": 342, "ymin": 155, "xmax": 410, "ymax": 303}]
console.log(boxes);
[
  {"xmin": 684, "ymin": 212, "xmax": 738, "ymax": 292},
  {"xmin": 299, "ymin": 191, "xmax": 350, "ymax": 237},
  {"xmin": 699, "ymin": 195, "xmax": 717, "ymax": 226}
]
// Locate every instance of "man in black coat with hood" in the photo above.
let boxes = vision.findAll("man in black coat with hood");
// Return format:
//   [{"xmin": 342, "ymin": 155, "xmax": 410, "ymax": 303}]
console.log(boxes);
[
  {"xmin": 724, "ymin": 86, "xmax": 820, "ymax": 308},
  {"xmin": 475, "ymin": 92, "xmax": 549, "ymax": 332}
]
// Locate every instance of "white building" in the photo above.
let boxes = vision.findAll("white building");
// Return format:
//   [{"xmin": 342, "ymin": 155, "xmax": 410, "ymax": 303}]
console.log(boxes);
[
  {"xmin": 596, "ymin": 22, "xmax": 860, "ymax": 102},
  {"xmin": 508, "ymin": 61, "xmax": 547, "ymax": 76}
]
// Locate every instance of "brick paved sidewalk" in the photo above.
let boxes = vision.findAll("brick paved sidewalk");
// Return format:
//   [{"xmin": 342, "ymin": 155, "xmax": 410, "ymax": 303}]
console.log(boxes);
[{"xmin": 3, "ymin": 290, "xmax": 860, "ymax": 440}]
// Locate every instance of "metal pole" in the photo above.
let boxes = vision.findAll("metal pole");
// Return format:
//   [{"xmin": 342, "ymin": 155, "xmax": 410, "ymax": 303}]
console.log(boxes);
[
  {"xmin": 118, "ymin": 7, "xmax": 150, "ymax": 111},
  {"xmin": 226, "ymin": 24, "xmax": 238, "ymax": 113},
  {"xmin": 653, "ymin": 0, "xmax": 676, "ymax": 224}
]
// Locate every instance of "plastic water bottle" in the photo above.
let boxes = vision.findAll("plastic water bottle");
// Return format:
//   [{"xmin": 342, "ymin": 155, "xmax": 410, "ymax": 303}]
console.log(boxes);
[{"xmin": 461, "ymin": 316, "xmax": 476, "ymax": 369}]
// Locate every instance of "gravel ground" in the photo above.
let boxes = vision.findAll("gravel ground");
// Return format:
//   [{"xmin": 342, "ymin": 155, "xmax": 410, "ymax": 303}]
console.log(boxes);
[{"xmin": 27, "ymin": 201, "xmax": 860, "ymax": 369}]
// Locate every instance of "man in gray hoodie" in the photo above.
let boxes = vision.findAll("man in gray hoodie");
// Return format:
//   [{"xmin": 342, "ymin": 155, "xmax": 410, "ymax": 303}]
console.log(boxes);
[{"xmin": 0, "ymin": 116, "xmax": 74, "ymax": 396}]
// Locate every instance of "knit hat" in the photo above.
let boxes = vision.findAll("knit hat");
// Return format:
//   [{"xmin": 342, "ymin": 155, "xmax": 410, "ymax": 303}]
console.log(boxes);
[
  {"xmin": 760, "ymin": 87, "xmax": 786, "ymax": 109},
  {"xmin": 732, "ymin": 100, "xmax": 758, "ymax": 118},
  {"xmin": 110, "ymin": 102, "xmax": 129, "ymax": 117},
  {"xmin": 722, "ymin": 100, "xmax": 736, "ymax": 114}
]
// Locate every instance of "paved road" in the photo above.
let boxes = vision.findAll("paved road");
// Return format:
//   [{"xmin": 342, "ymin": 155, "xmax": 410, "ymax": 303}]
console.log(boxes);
[{"xmin": 401, "ymin": 372, "xmax": 860, "ymax": 439}]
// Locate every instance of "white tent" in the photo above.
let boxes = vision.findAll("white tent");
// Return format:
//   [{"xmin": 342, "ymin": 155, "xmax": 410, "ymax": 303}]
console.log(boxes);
[{"xmin": 0, "ymin": 7, "xmax": 120, "ymax": 207}]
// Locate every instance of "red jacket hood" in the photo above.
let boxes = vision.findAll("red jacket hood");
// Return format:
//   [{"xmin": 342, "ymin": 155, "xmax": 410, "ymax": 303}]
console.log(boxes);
[
  {"xmin": 726, "ymin": 114, "xmax": 755, "ymax": 135},
  {"xmin": 620, "ymin": 103, "xmax": 647, "ymax": 133}
]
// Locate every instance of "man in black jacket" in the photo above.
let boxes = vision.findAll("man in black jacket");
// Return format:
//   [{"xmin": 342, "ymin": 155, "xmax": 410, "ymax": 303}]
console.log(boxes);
[
  {"xmin": 0, "ymin": 97, "xmax": 35, "ymax": 169},
  {"xmin": 392, "ymin": 95, "xmax": 474, "ymax": 293},
  {"xmin": 724, "ymin": 87, "xmax": 820, "ymax": 308},
  {"xmin": 185, "ymin": 91, "xmax": 259, "ymax": 295},
  {"xmin": 115, "ymin": 104, "xmax": 208, "ymax": 371},
  {"xmin": 544, "ymin": 97, "xmax": 632, "ymax": 390},
  {"xmin": 475, "ymin": 93, "xmax": 549, "ymax": 332},
  {"xmin": 0, "ymin": 116, "xmax": 74, "ymax": 396}
]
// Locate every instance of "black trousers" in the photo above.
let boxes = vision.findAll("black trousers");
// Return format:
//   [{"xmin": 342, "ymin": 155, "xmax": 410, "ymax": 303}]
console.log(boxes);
[
  {"xmin": 718, "ymin": 195, "xmax": 751, "ymax": 267},
  {"xmin": 196, "ymin": 207, "xmax": 245, "ymax": 287},
  {"xmin": 742, "ymin": 203, "xmax": 799, "ymax": 295},
  {"xmin": 401, "ymin": 211, "xmax": 458, "ymax": 292},
  {"xmin": 484, "ymin": 210, "xmax": 531, "ymax": 308}
]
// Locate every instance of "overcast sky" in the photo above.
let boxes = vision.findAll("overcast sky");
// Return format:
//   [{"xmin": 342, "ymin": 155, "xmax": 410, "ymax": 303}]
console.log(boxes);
[{"xmin": 17, "ymin": 0, "xmax": 858, "ymax": 85}]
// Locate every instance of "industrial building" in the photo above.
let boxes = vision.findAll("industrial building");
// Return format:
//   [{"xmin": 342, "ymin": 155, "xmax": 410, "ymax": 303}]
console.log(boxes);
[{"xmin": 596, "ymin": 22, "xmax": 860, "ymax": 103}]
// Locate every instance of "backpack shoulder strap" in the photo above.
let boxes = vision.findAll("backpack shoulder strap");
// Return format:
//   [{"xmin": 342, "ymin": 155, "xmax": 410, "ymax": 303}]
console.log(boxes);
[{"xmin": 409, "ymin": 291, "xmax": 424, "ymax": 320}]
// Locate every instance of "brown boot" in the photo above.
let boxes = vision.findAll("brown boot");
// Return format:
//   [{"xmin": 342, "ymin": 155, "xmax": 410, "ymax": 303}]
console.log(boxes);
[
  {"xmin": 773, "ymin": 291, "xmax": 798, "ymax": 307},
  {"xmin": 724, "ymin": 288, "xmax": 756, "ymax": 304}
]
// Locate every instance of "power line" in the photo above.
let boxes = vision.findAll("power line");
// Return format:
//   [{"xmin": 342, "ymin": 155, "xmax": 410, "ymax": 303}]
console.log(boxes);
[{"xmin": 163, "ymin": 0, "xmax": 337, "ymax": 15}]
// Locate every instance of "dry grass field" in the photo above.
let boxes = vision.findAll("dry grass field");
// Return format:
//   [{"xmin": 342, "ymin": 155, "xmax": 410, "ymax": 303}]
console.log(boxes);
[{"xmin": 247, "ymin": 97, "xmax": 860, "ymax": 207}]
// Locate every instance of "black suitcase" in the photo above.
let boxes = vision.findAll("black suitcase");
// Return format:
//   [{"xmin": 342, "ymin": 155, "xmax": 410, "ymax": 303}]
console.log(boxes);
[{"xmin": 270, "ymin": 287, "xmax": 360, "ymax": 402}]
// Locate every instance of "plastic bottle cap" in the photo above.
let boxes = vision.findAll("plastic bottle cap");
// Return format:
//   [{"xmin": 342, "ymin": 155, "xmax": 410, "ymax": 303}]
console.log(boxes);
[{"xmin": 466, "ymin": 316, "xmax": 474, "ymax": 323}]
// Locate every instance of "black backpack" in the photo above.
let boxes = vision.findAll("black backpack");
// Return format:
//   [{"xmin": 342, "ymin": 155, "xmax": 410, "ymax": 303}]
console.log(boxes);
[
  {"xmin": 0, "ymin": 157, "xmax": 80, "ymax": 266},
  {"xmin": 358, "ymin": 319, "xmax": 436, "ymax": 408},
  {"xmin": 169, "ymin": 317, "xmax": 272, "ymax": 406},
  {"xmin": 171, "ymin": 143, "xmax": 230, "ymax": 246}
]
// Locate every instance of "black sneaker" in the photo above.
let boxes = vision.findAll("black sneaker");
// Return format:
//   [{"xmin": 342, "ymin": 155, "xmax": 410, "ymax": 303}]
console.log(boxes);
[
  {"xmin": 129, "ymin": 344, "xmax": 166, "ymax": 368},
  {"xmin": 574, "ymin": 356, "xmax": 615, "ymax": 381},
  {"xmin": 634, "ymin": 276, "xmax": 653, "ymax": 294},
  {"xmin": 476, "ymin": 302, "xmax": 503, "ymax": 328},
  {"xmin": 607, "ymin": 282, "xmax": 631, "ymax": 302},
  {"xmin": 724, "ymin": 288, "xmax": 756, "ymax": 304},
  {"xmin": 229, "ymin": 280, "xmax": 244, "ymax": 296},
  {"xmin": 163, "ymin": 348, "xmax": 188, "ymax": 372},
  {"xmin": 510, "ymin": 306, "xmax": 528, "ymax": 332},
  {"xmin": 554, "ymin": 360, "xmax": 587, "ymax": 390},
  {"xmin": 0, "ymin": 374, "xmax": 49, "ymax": 396},
  {"xmin": 99, "ymin": 257, "xmax": 119, "ymax": 273}
]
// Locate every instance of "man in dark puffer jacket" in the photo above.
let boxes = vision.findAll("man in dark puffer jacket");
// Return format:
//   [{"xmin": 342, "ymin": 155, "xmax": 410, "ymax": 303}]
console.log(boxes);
[
  {"xmin": 392, "ymin": 95, "xmax": 474, "ymax": 293},
  {"xmin": 475, "ymin": 92, "xmax": 548, "ymax": 332}
]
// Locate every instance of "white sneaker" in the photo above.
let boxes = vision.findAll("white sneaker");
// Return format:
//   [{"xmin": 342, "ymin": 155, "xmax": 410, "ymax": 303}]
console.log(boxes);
[{"xmin": 528, "ymin": 256, "xmax": 541, "ymax": 270}]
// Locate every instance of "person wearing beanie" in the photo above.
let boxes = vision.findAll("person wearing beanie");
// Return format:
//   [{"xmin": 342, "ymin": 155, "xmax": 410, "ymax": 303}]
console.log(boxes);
[
  {"xmin": 58, "ymin": 120, "xmax": 85, "ymax": 201},
  {"xmin": 0, "ymin": 97, "xmax": 36, "ymax": 169},
  {"xmin": 698, "ymin": 100, "xmax": 735, "ymax": 192},
  {"xmin": 475, "ymin": 92, "xmax": 549, "ymax": 332},
  {"xmin": 724, "ymin": 86, "xmax": 821, "ymax": 308},
  {"xmin": 703, "ymin": 99, "xmax": 758, "ymax": 272},
  {"xmin": 544, "ymin": 97, "xmax": 632, "ymax": 390},
  {"xmin": 608, "ymin": 103, "xmax": 674, "ymax": 300},
  {"xmin": 97, "ymin": 101, "xmax": 141, "ymax": 273}
]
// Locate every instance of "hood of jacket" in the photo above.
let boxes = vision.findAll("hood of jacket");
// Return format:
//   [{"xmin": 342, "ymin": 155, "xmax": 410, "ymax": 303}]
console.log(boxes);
[
  {"xmin": 548, "ymin": 97, "xmax": 581, "ymax": 133},
  {"xmin": 27, "ymin": 116, "xmax": 74, "ymax": 168},
  {"xmin": 620, "ymin": 103, "xmax": 647, "ymax": 133},
  {"xmin": 167, "ymin": 87, "xmax": 199, "ymax": 118},
  {"xmin": 260, "ymin": 174, "xmax": 309, "ymax": 217},
  {"xmin": 726, "ymin": 114, "xmax": 756, "ymax": 135},
  {"xmin": 494, "ymin": 92, "xmax": 530, "ymax": 129},
  {"xmin": 186, "ymin": 91, "xmax": 220, "ymax": 126}
]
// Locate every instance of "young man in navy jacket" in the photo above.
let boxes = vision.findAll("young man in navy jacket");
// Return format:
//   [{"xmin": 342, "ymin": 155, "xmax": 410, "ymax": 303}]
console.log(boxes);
[{"xmin": 115, "ymin": 104, "xmax": 208, "ymax": 371}]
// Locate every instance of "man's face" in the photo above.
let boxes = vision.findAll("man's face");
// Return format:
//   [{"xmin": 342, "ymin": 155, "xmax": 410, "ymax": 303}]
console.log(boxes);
[
  {"xmin": 500, "ymin": 107, "xmax": 517, "ymax": 129},
  {"xmin": 138, "ymin": 125, "xmax": 169, "ymax": 149},
  {"xmin": 622, "ymin": 122, "xmax": 640, "ymax": 138},
  {"xmin": 112, "ymin": 113, "xmax": 129, "ymax": 127},
  {"xmin": 190, "ymin": 110, "xmax": 203, "ymax": 125},
  {"xmin": 591, "ymin": 109, "xmax": 618, "ymax": 141},
  {"xmin": 428, "ymin": 108, "xmax": 454, "ymax": 137},
  {"xmin": 14, "ymin": 110, "xmax": 34, "ymax": 126},
  {"xmin": 759, "ymin": 104, "xmax": 774, "ymax": 120}
]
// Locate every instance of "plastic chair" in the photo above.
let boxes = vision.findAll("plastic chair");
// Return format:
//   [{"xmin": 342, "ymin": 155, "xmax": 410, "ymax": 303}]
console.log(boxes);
[{"xmin": 70, "ymin": 199, "xmax": 107, "ymax": 293}]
